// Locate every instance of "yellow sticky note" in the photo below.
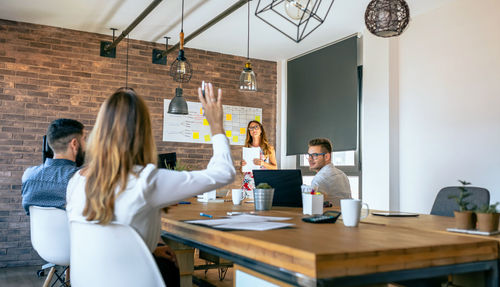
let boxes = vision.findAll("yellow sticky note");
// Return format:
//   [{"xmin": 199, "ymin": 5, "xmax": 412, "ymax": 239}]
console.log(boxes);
[
  {"xmin": 225, "ymin": 130, "xmax": 232, "ymax": 137},
  {"xmin": 226, "ymin": 114, "xmax": 232, "ymax": 121},
  {"xmin": 203, "ymin": 119, "xmax": 209, "ymax": 126},
  {"xmin": 199, "ymin": 108, "xmax": 203, "ymax": 115},
  {"xmin": 204, "ymin": 135, "xmax": 211, "ymax": 142},
  {"xmin": 193, "ymin": 132, "xmax": 199, "ymax": 139},
  {"xmin": 240, "ymin": 128, "xmax": 246, "ymax": 134},
  {"xmin": 232, "ymin": 136, "xmax": 238, "ymax": 142},
  {"xmin": 255, "ymin": 115, "xmax": 261, "ymax": 122}
]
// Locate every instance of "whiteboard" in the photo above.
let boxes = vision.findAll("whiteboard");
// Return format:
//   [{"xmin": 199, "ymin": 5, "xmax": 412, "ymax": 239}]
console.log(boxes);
[{"xmin": 163, "ymin": 99, "xmax": 262, "ymax": 145}]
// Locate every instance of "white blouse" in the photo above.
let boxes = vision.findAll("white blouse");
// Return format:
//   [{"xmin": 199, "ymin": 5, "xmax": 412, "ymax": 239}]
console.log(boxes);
[{"xmin": 66, "ymin": 134, "xmax": 235, "ymax": 252}]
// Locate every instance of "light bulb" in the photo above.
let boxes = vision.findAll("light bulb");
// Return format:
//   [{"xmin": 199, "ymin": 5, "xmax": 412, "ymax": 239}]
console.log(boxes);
[
  {"xmin": 177, "ymin": 61, "xmax": 186, "ymax": 74},
  {"xmin": 285, "ymin": 0, "xmax": 314, "ymax": 20}
]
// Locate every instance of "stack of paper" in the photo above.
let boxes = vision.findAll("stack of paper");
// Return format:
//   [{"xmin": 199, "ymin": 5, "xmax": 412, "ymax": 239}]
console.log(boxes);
[
  {"xmin": 186, "ymin": 214, "xmax": 294, "ymax": 231},
  {"xmin": 242, "ymin": 147, "xmax": 261, "ymax": 172}
]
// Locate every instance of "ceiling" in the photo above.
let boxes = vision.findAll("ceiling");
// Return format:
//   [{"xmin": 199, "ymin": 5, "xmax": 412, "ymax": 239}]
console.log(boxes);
[{"xmin": 0, "ymin": 0, "xmax": 454, "ymax": 61}]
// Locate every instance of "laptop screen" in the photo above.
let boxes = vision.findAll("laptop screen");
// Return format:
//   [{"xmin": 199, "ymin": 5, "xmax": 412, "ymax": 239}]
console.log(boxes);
[
  {"xmin": 253, "ymin": 169, "xmax": 303, "ymax": 207},
  {"xmin": 158, "ymin": 152, "xmax": 177, "ymax": 169}
]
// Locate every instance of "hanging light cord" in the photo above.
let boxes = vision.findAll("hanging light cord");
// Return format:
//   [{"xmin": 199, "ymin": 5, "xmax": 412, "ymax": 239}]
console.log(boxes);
[
  {"xmin": 181, "ymin": 0, "xmax": 184, "ymax": 32},
  {"xmin": 247, "ymin": 0, "xmax": 250, "ymax": 60},
  {"xmin": 126, "ymin": 34, "xmax": 129, "ymax": 88}
]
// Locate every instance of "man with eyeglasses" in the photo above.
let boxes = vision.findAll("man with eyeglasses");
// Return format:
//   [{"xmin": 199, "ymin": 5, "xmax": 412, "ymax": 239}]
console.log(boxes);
[{"xmin": 307, "ymin": 138, "xmax": 351, "ymax": 206}]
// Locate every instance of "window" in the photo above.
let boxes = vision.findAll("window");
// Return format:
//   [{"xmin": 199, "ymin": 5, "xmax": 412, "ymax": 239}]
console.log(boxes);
[
  {"xmin": 298, "ymin": 150, "xmax": 361, "ymax": 199},
  {"xmin": 297, "ymin": 65, "xmax": 363, "ymax": 199}
]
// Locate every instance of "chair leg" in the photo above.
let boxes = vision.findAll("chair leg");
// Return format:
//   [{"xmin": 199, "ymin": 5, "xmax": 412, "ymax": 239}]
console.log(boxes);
[
  {"xmin": 42, "ymin": 267, "xmax": 56, "ymax": 287},
  {"xmin": 218, "ymin": 266, "xmax": 228, "ymax": 281},
  {"xmin": 65, "ymin": 266, "xmax": 70, "ymax": 286}
]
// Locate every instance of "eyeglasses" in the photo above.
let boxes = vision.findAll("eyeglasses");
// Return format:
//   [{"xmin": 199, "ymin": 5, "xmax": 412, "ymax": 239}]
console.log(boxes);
[
  {"xmin": 307, "ymin": 153, "xmax": 326, "ymax": 159},
  {"xmin": 248, "ymin": 126, "xmax": 260, "ymax": 131}
]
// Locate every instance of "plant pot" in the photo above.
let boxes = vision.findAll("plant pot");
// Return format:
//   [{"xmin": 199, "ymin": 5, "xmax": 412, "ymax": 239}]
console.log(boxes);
[
  {"xmin": 253, "ymin": 188, "xmax": 274, "ymax": 211},
  {"xmin": 454, "ymin": 211, "xmax": 475, "ymax": 230},
  {"xmin": 476, "ymin": 213, "xmax": 499, "ymax": 232}
]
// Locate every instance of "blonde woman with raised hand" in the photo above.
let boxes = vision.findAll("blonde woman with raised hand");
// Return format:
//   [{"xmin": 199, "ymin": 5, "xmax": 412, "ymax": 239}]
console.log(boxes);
[{"xmin": 66, "ymin": 84, "xmax": 235, "ymax": 286}]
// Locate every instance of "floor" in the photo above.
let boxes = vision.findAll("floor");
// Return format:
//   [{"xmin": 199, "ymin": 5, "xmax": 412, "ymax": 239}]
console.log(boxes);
[{"xmin": 0, "ymin": 258, "xmax": 234, "ymax": 287}]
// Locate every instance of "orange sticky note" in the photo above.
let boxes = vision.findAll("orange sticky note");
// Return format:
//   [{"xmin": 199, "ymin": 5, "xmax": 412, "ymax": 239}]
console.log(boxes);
[
  {"xmin": 203, "ymin": 119, "xmax": 209, "ymax": 126},
  {"xmin": 240, "ymin": 128, "xmax": 246, "ymax": 134},
  {"xmin": 226, "ymin": 130, "xmax": 232, "ymax": 137},
  {"xmin": 226, "ymin": 114, "xmax": 232, "ymax": 121},
  {"xmin": 200, "ymin": 108, "xmax": 203, "ymax": 115}
]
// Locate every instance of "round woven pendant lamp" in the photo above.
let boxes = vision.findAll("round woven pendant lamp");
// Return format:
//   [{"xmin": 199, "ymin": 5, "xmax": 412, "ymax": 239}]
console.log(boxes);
[{"xmin": 365, "ymin": 0, "xmax": 410, "ymax": 38}]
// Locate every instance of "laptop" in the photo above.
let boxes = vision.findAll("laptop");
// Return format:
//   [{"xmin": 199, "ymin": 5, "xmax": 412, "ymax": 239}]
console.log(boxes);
[
  {"xmin": 253, "ymin": 169, "xmax": 303, "ymax": 207},
  {"xmin": 158, "ymin": 152, "xmax": 177, "ymax": 169}
]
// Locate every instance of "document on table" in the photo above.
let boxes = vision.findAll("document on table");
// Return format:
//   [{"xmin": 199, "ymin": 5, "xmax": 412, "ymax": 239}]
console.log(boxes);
[
  {"xmin": 185, "ymin": 214, "xmax": 294, "ymax": 231},
  {"xmin": 216, "ymin": 221, "xmax": 294, "ymax": 231},
  {"xmin": 242, "ymin": 147, "xmax": 261, "ymax": 172}
]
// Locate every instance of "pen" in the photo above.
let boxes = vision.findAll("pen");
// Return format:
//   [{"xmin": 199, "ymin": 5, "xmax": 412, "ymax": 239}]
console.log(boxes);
[
  {"xmin": 199, "ymin": 212, "xmax": 213, "ymax": 218},
  {"xmin": 178, "ymin": 201, "xmax": 191, "ymax": 204},
  {"xmin": 201, "ymin": 81, "xmax": 206, "ymax": 98}
]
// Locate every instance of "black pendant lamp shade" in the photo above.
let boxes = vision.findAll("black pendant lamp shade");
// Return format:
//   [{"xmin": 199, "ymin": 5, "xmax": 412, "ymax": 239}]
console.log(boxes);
[
  {"xmin": 365, "ymin": 0, "xmax": 410, "ymax": 38},
  {"xmin": 239, "ymin": 0, "xmax": 257, "ymax": 91},
  {"xmin": 169, "ymin": 0, "xmax": 193, "ymax": 83},
  {"xmin": 168, "ymin": 87, "xmax": 188, "ymax": 114}
]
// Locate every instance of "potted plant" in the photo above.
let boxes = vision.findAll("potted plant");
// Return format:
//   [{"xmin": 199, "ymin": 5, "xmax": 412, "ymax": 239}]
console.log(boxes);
[
  {"xmin": 163, "ymin": 159, "xmax": 191, "ymax": 171},
  {"xmin": 476, "ymin": 202, "xmax": 499, "ymax": 232},
  {"xmin": 448, "ymin": 180, "xmax": 476, "ymax": 229}
]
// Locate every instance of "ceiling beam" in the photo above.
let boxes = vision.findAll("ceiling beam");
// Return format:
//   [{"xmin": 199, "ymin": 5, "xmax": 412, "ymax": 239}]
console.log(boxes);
[{"xmin": 101, "ymin": 0, "xmax": 163, "ymax": 57}]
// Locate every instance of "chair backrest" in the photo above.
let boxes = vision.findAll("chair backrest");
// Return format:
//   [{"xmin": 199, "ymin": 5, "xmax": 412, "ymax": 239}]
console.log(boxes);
[
  {"xmin": 430, "ymin": 186, "xmax": 490, "ymax": 217},
  {"xmin": 70, "ymin": 221, "xmax": 165, "ymax": 287},
  {"xmin": 29, "ymin": 206, "xmax": 70, "ymax": 266}
]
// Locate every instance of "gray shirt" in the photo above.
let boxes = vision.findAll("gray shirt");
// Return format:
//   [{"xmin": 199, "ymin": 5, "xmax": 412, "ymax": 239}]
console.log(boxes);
[{"xmin": 311, "ymin": 163, "xmax": 351, "ymax": 206}]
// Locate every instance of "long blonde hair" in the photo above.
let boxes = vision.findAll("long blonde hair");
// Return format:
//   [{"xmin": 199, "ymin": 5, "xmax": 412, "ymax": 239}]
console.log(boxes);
[
  {"xmin": 244, "ymin": 120, "xmax": 272, "ymax": 158},
  {"xmin": 83, "ymin": 88, "xmax": 157, "ymax": 224}
]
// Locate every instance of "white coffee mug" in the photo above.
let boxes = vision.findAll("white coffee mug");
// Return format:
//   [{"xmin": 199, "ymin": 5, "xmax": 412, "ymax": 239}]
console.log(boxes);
[
  {"xmin": 340, "ymin": 199, "xmax": 370, "ymax": 227},
  {"xmin": 232, "ymin": 189, "xmax": 246, "ymax": 205}
]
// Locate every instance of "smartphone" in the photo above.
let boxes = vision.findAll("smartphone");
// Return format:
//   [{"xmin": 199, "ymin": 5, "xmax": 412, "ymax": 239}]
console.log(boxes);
[{"xmin": 201, "ymin": 81, "xmax": 206, "ymax": 98}]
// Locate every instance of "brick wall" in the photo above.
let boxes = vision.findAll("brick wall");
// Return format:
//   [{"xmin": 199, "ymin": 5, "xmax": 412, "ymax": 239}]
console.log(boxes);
[{"xmin": 0, "ymin": 19, "xmax": 277, "ymax": 267}]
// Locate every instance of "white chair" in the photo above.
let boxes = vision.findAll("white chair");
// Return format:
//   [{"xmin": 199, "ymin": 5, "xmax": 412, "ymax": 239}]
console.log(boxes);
[
  {"xmin": 29, "ymin": 206, "xmax": 70, "ymax": 287},
  {"xmin": 69, "ymin": 221, "xmax": 166, "ymax": 287}
]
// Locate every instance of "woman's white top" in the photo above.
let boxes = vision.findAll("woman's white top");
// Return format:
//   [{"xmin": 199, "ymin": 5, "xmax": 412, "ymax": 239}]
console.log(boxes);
[{"xmin": 66, "ymin": 134, "xmax": 235, "ymax": 252}]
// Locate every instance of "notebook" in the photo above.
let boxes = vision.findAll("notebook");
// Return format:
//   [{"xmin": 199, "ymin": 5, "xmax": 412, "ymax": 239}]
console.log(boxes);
[{"xmin": 253, "ymin": 169, "xmax": 303, "ymax": 207}]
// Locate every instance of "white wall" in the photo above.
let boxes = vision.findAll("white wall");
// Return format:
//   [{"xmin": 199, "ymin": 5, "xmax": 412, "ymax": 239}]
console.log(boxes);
[
  {"xmin": 362, "ymin": 35, "xmax": 392, "ymax": 210},
  {"xmin": 277, "ymin": 60, "xmax": 297, "ymax": 169},
  {"xmin": 399, "ymin": 0, "xmax": 500, "ymax": 212},
  {"xmin": 363, "ymin": 0, "xmax": 500, "ymax": 213}
]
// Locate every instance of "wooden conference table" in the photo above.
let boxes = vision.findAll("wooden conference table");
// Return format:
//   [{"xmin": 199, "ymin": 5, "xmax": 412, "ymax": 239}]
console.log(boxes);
[{"xmin": 161, "ymin": 201, "xmax": 498, "ymax": 286}]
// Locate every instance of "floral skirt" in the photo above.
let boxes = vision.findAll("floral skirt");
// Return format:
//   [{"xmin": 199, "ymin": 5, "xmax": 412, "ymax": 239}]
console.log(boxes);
[{"xmin": 242, "ymin": 172, "xmax": 255, "ymax": 191}]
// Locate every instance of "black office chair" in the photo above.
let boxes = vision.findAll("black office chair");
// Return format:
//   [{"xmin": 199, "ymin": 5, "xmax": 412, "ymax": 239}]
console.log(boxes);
[
  {"xmin": 42, "ymin": 135, "xmax": 54, "ymax": 164},
  {"xmin": 430, "ymin": 186, "xmax": 490, "ymax": 217}
]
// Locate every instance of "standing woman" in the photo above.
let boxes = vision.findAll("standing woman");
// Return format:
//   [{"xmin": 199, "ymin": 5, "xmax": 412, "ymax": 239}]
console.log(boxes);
[
  {"xmin": 241, "ymin": 120, "xmax": 277, "ymax": 192},
  {"xmin": 66, "ymin": 84, "xmax": 235, "ymax": 286}
]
